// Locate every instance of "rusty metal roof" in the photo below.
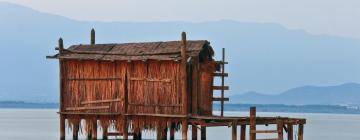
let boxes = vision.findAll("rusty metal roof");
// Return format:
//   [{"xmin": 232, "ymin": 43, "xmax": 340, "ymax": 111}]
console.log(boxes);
[{"xmin": 48, "ymin": 40, "xmax": 213, "ymax": 61}]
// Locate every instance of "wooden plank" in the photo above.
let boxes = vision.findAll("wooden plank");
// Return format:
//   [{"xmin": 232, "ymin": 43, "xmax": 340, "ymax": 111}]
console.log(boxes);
[
  {"xmin": 298, "ymin": 124, "xmax": 304, "ymax": 140},
  {"xmin": 240, "ymin": 125, "xmax": 246, "ymax": 140},
  {"xmin": 201, "ymin": 126, "xmax": 206, "ymax": 140},
  {"xmin": 251, "ymin": 130, "xmax": 278, "ymax": 133},
  {"xmin": 65, "ymin": 106, "xmax": 109, "ymax": 111},
  {"xmin": 58, "ymin": 112, "xmax": 120, "ymax": 115},
  {"xmin": 212, "ymin": 97, "xmax": 229, "ymax": 101},
  {"xmin": 81, "ymin": 98, "xmax": 122, "ymax": 104},
  {"xmin": 232, "ymin": 123, "xmax": 237, "ymax": 140},
  {"xmin": 125, "ymin": 113, "xmax": 186, "ymax": 118},
  {"xmin": 130, "ymin": 77, "xmax": 171, "ymax": 82},
  {"xmin": 213, "ymin": 72, "xmax": 228, "ymax": 77},
  {"xmin": 277, "ymin": 119, "xmax": 284, "ymax": 140},
  {"xmin": 128, "ymin": 103, "xmax": 182, "ymax": 107},
  {"xmin": 250, "ymin": 107, "xmax": 256, "ymax": 140},
  {"xmin": 212, "ymin": 86, "xmax": 229, "ymax": 90},
  {"xmin": 287, "ymin": 124, "xmax": 293, "ymax": 140},
  {"xmin": 67, "ymin": 77, "xmax": 122, "ymax": 81}
]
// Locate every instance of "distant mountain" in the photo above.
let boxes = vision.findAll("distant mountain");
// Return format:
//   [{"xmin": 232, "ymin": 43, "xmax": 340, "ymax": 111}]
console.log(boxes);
[
  {"xmin": 230, "ymin": 83, "xmax": 360, "ymax": 105},
  {"xmin": 0, "ymin": 2, "xmax": 360, "ymax": 102}
]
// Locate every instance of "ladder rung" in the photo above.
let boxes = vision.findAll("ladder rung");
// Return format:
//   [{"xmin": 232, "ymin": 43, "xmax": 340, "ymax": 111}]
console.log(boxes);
[
  {"xmin": 251, "ymin": 130, "xmax": 278, "ymax": 133},
  {"xmin": 215, "ymin": 61, "xmax": 228, "ymax": 64},
  {"xmin": 213, "ymin": 72, "xmax": 228, "ymax": 77},
  {"xmin": 212, "ymin": 86, "xmax": 229, "ymax": 90},
  {"xmin": 256, "ymin": 138, "xmax": 278, "ymax": 140},
  {"xmin": 212, "ymin": 97, "xmax": 229, "ymax": 101}
]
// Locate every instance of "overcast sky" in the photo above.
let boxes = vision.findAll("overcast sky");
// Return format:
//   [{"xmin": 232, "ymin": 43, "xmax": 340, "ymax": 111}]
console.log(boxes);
[{"xmin": 1, "ymin": 0, "xmax": 359, "ymax": 39}]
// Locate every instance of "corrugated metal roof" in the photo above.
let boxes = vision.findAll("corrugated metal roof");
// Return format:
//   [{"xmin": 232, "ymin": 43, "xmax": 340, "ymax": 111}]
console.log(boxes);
[{"xmin": 48, "ymin": 40, "xmax": 213, "ymax": 61}]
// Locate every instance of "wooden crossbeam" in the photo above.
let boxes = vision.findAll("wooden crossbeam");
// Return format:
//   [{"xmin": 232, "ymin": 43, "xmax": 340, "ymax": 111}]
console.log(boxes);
[
  {"xmin": 251, "ymin": 130, "xmax": 278, "ymax": 134},
  {"xmin": 81, "ymin": 98, "xmax": 122, "ymax": 104},
  {"xmin": 65, "ymin": 106, "xmax": 109, "ymax": 111},
  {"xmin": 213, "ymin": 72, "xmax": 228, "ymax": 77},
  {"xmin": 67, "ymin": 77, "xmax": 122, "ymax": 81},
  {"xmin": 212, "ymin": 86, "xmax": 229, "ymax": 90},
  {"xmin": 130, "ymin": 77, "xmax": 171, "ymax": 82},
  {"xmin": 212, "ymin": 97, "xmax": 229, "ymax": 101},
  {"xmin": 128, "ymin": 103, "xmax": 182, "ymax": 107}
]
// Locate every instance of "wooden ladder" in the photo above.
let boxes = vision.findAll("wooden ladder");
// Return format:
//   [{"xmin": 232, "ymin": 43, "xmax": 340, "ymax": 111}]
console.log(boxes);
[
  {"xmin": 249, "ymin": 107, "xmax": 288, "ymax": 140},
  {"xmin": 213, "ymin": 48, "xmax": 229, "ymax": 117}
]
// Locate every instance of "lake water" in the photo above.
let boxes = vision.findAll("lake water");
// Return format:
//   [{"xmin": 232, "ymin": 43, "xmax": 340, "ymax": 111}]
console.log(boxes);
[{"xmin": 0, "ymin": 109, "xmax": 359, "ymax": 140}]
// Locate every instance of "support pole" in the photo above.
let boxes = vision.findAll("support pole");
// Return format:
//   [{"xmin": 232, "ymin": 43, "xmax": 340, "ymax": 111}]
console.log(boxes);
[
  {"xmin": 232, "ymin": 122, "xmax": 237, "ymax": 140},
  {"xmin": 298, "ymin": 124, "xmax": 304, "ymax": 140},
  {"xmin": 163, "ymin": 127, "xmax": 168, "ymax": 140},
  {"xmin": 240, "ymin": 125, "xmax": 246, "ymax": 140},
  {"xmin": 134, "ymin": 131, "xmax": 142, "ymax": 140},
  {"xmin": 123, "ymin": 118, "xmax": 128, "ymax": 140},
  {"xmin": 249, "ymin": 107, "xmax": 256, "ymax": 140},
  {"xmin": 220, "ymin": 48, "xmax": 225, "ymax": 117},
  {"xmin": 170, "ymin": 122, "xmax": 175, "ymax": 140},
  {"xmin": 181, "ymin": 32, "xmax": 188, "ymax": 140},
  {"xmin": 73, "ymin": 123, "xmax": 79, "ymax": 140},
  {"xmin": 156, "ymin": 126, "xmax": 162, "ymax": 140},
  {"xmin": 200, "ymin": 126, "xmax": 206, "ymax": 140},
  {"xmin": 90, "ymin": 28, "xmax": 95, "ymax": 47},
  {"xmin": 60, "ymin": 115, "xmax": 65, "ymax": 140},
  {"xmin": 91, "ymin": 119, "xmax": 97, "ymax": 140},
  {"xmin": 103, "ymin": 127, "xmax": 108, "ymax": 140},
  {"xmin": 277, "ymin": 119, "xmax": 283, "ymax": 140},
  {"xmin": 287, "ymin": 124, "xmax": 293, "ymax": 140},
  {"xmin": 192, "ymin": 125, "xmax": 198, "ymax": 140}
]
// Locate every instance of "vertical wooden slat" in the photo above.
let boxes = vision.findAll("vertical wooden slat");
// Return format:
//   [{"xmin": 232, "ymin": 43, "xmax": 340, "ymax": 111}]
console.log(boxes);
[
  {"xmin": 220, "ymin": 48, "xmax": 225, "ymax": 117},
  {"xmin": 201, "ymin": 126, "xmax": 206, "ymax": 140},
  {"xmin": 249, "ymin": 107, "xmax": 256, "ymax": 140},
  {"xmin": 240, "ymin": 125, "xmax": 246, "ymax": 140},
  {"xmin": 277, "ymin": 119, "xmax": 283, "ymax": 140},
  {"xmin": 192, "ymin": 125, "xmax": 198, "ymax": 140},
  {"xmin": 232, "ymin": 122, "xmax": 237, "ymax": 140},
  {"xmin": 60, "ymin": 115, "xmax": 65, "ymax": 140},
  {"xmin": 287, "ymin": 124, "xmax": 293, "ymax": 140},
  {"xmin": 298, "ymin": 124, "xmax": 304, "ymax": 140},
  {"xmin": 181, "ymin": 32, "xmax": 188, "ymax": 140},
  {"xmin": 92, "ymin": 119, "xmax": 97, "ymax": 140}
]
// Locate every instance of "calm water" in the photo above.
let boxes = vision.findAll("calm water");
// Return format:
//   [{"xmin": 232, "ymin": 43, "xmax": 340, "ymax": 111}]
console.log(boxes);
[{"xmin": 0, "ymin": 109, "xmax": 359, "ymax": 140}]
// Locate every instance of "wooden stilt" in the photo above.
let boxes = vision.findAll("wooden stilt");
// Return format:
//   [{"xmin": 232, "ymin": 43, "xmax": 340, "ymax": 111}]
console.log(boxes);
[
  {"xmin": 298, "ymin": 124, "xmax": 304, "ymax": 140},
  {"xmin": 200, "ymin": 126, "xmax": 206, "ymax": 140},
  {"xmin": 182, "ymin": 119, "xmax": 188, "ymax": 140},
  {"xmin": 91, "ymin": 119, "xmax": 97, "ymax": 140},
  {"xmin": 163, "ymin": 127, "xmax": 168, "ymax": 140},
  {"xmin": 157, "ymin": 126, "xmax": 162, "ymax": 140},
  {"xmin": 240, "ymin": 125, "xmax": 246, "ymax": 140},
  {"xmin": 232, "ymin": 123, "xmax": 237, "ymax": 140},
  {"xmin": 103, "ymin": 126, "xmax": 108, "ymax": 140},
  {"xmin": 170, "ymin": 122, "xmax": 175, "ymax": 140},
  {"xmin": 73, "ymin": 123, "xmax": 79, "ymax": 140},
  {"xmin": 123, "ymin": 117, "xmax": 128, "ymax": 140},
  {"xmin": 192, "ymin": 125, "xmax": 198, "ymax": 140},
  {"xmin": 87, "ymin": 131, "xmax": 92, "ymax": 140},
  {"xmin": 249, "ymin": 107, "xmax": 256, "ymax": 140},
  {"xmin": 133, "ymin": 131, "xmax": 142, "ymax": 140},
  {"xmin": 60, "ymin": 115, "xmax": 65, "ymax": 140},
  {"xmin": 287, "ymin": 124, "xmax": 293, "ymax": 140},
  {"xmin": 277, "ymin": 120, "xmax": 283, "ymax": 140}
]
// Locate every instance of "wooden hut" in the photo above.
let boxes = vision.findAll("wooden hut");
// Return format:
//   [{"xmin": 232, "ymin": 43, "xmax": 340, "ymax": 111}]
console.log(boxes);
[{"xmin": 48, "ymin": 29, "xmax": 306, "ymax": 140}]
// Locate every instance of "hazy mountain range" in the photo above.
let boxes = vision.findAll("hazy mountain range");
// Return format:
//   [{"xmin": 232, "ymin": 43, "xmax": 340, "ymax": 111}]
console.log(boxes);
[{"xmin": 0, "ymin": 2, "xmax": 359, "ymax": 105}]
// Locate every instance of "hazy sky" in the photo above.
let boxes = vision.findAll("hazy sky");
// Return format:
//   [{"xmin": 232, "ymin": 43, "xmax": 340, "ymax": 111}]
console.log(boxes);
[{"xmin": 1, "ymin": 0, "xmax": 360, "ymax": 39}]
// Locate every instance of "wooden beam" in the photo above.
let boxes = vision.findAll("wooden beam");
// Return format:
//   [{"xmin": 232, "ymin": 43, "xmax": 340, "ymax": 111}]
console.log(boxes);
[
  {"xmin": 128, "ymin": 103, "xmax": 182, "ymax": 107},
  {"xmin": 170, "ymin": 122, "xmax": 175, "ymax": 140},
  {"xmin": 213, "ymin": 72, "xmax": 228, "ymax": 77},
  {"xmin": 212, "ymin": 86, "xmax": 229, "ymax": 90},
  {"xmin": 91, "ymin": 119, "xmax": 97, "ymax": 140},
  {"xmin": 212, "ymin": 97, "xmax": 229, "ymax": 101},
  {"xmin": 67, "ymin": 77, "xmax": 123, "ymax": 81},
  {"xmin": 103, "ymin": 126, "xmax": 108, "ymax": 140},
  {"xmin": 232, "ymin": 123, "xmax": 237, "ymax": 140},
  {"xmin": 73, "ymin": 123, "xmax": 79, "ymax": 140},
  {"xmin": 65, "ymin": 106, "xmax": 109, "ymax": 111},
  {"xmin": 182, "ymin": 119, "xmax": 188, "ymax": 140},
  {"xmin": 220, "ymin": 48, "xmax": 226, "ymax": 117},
  {"xmin": 298, "ymin": 124, "xmax": 304, "ymax": 140},
  {"xmin": 249, "ymin": 107, "xmax": 256, "ymax": 140},
  {"xmin": 277, "ymin": 119, "xmax": 283, "ymax": 140},
  {"xmin": 163, "ymin": 127, "xmax": 168, "ymax": 140},
  {"xmin": 60, "ymin": 115, "xmax": 65, "ymax": 140},
  {"xmin": 251, "ymin": 130, "xmax": 278, "ymax": 133},
  {"xmin": 81, "ymin": 99, "xmax": 122, "ymax": 104},
  {"xmin": 287, "ymin": 124, "xmax": 293, "ymax": 140},
  {"xmin": 130, "ymin": 77, "xmax": 171, "ymax": 82},
  {"xmin": 240, "ymin": 125, "xmax": 246, "ymax": 140},
  {"xmin": 192, "ymin": 125, "xmax": 198, "ymax": 140},
  {"xmin": 181, "ymin": 32, "xmax": 188, "ymax": 140},
  {"xmin": 201, "ymin": 126, "xmax": 206, "ymax": 140}
]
